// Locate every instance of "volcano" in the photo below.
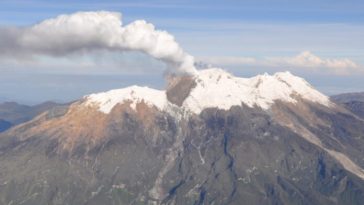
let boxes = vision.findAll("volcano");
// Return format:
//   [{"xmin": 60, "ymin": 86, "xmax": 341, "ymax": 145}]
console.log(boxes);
[{"xmin": 1, "ymin": 68, "xmax": 364, "ymax": 205}]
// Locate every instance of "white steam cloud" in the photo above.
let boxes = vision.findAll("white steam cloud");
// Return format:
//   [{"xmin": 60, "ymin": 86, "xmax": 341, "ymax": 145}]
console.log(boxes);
[{"xmin": 0, "ymin": 11, "xmax": 197, "ymax": 74}]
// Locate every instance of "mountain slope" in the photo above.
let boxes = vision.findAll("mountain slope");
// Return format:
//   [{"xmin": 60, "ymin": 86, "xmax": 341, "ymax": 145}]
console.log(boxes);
[
  {"xmin": 341, "ymin": 101, "xmax": 364, "ymax": 119},
  {"xmin": 1, "ymin": 69, "xmax": 364, "ymax": 205},
  {"xmin": 0, "ymin": 101, "xmax": 66, "ymax": 132}
]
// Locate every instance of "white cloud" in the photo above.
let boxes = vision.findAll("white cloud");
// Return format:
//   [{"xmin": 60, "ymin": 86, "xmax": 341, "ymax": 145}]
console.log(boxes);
[
  {"xmin": 0, "ymin": 11, "xmax": 196, "ymax": 74},
  {"xmin": 266, "ymin": 51, "xmax": 358, "ymax": 73},
  {"xmin": 198, "ymin": 51, "xmax": 361, "ymax": 75}
]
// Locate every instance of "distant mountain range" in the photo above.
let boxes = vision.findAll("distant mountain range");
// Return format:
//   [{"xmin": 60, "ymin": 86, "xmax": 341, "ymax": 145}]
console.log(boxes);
[
  {"xmin": 331, "ymin": 92, "xmax": 364, "ymax": 119},
  {"xmin": 0, "ymin": 101, "xmax": 67, "ymax": 132},
  {"xmin": 331, "ymin": 92, "xmax": 364, "ymax": 103},
  {"xmin": 0, "ymin": 69, "xmax": 363, "ymax": 204}
]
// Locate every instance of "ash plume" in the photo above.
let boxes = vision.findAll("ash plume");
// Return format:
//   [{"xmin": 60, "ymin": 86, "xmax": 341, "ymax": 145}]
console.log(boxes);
[{"xmin": 0, "ymin": 11, "xmax": 197, "ymax": 75}]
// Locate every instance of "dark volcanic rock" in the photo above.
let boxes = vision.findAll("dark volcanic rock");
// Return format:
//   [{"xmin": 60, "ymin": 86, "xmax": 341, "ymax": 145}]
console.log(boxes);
[{"xmin": 166, "ymin": 75, "xmax": 196, "ymax": 106}]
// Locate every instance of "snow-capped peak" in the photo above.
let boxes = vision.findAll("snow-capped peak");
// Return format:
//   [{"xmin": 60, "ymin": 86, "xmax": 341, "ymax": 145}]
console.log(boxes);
[
  {"xmin": 182, "ymin": 68, "xmax": 331, "ymax": 113},
  {"xmin": 84, "ymin": 86, "xmax": 168, "ymax": 113},
  {"xmin": 83, "ymin": 68, "xmax": 331, "ymax": 114}
]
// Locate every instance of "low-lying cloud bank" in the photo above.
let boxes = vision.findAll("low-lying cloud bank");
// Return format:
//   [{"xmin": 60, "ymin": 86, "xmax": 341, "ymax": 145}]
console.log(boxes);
[
  {"xmin": 198, "ymin": 51, "xmax": 360, "ymax": 75},
  {"xmin": 0, "ymin": 11, "xmax": 197, "ymax": 75},
  {"xmin": 267, "ymin": 51, "xmax": 358, "ymax": 71}
]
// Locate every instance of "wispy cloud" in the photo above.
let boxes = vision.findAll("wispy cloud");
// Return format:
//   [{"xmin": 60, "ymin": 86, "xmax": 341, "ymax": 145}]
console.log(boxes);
[
  {"xmin": 266, "ymin": 51, "xmax": 358, "ymax": 74},
  {"xmin": 197, "ymin": 51, "xmax": 362, "ymax": 75}
]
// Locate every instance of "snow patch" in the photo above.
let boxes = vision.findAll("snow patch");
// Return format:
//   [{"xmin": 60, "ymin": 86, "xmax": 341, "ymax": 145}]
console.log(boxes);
[
  {"xmin": 83, "ymin": 68, "xmax": 331, "ymax": 114},
  {"xmin": 84, "ymin": 86, "xmax": 167, "ymax": 113},
  {"xmin": 182, "ymin": 68, "xmax": 331, "ymax": 113}
]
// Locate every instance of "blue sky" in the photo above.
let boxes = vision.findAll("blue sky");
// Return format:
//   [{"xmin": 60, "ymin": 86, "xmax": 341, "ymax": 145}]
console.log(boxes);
[{"xmin": 0, "ymin": 0, "xmax": 363, "ymax": 104}]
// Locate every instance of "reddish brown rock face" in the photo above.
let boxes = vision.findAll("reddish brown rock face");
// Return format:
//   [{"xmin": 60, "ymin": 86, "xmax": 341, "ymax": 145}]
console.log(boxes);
[{"xmin": 3, "ymin": 100, "xmax": 172, "ymax": 156}]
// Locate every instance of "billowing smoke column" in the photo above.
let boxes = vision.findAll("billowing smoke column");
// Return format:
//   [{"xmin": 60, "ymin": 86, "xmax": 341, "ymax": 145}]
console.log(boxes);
[{"xmin": 0, "ymin": 11, "xmax": 197, "ymax": 75}]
